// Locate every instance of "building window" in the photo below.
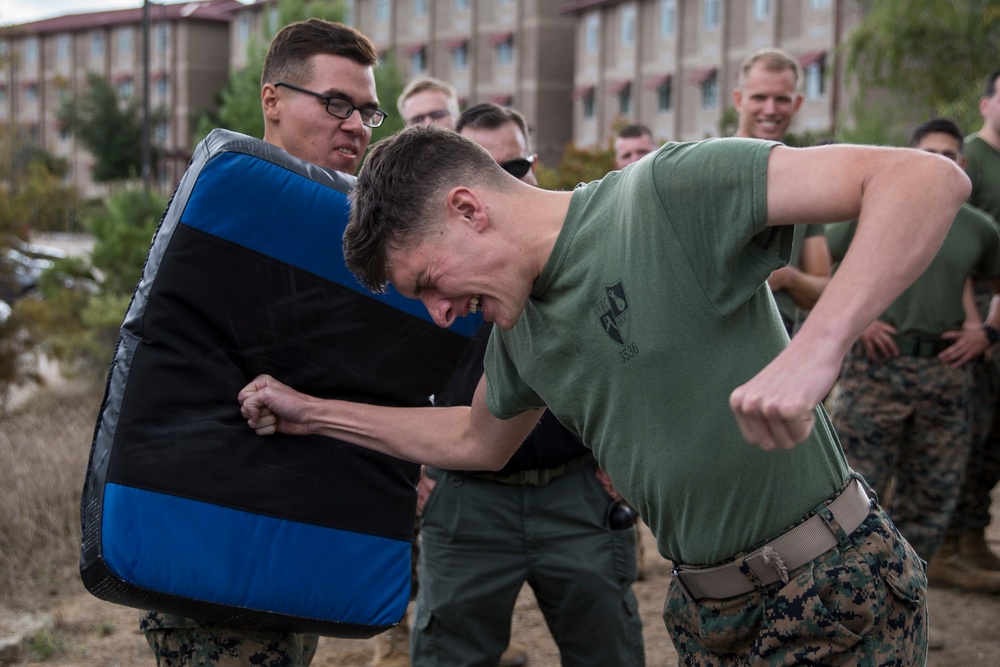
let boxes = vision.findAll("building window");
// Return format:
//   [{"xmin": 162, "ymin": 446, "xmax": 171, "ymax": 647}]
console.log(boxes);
[
  {"xmin": 155, "ymin": 121, "xmax": 169, "ymax": 144},
  {"xmin": 56, "ymin": 84, "xmax": 70, "ymax": 102},
  {"xmin": 0, "ymin": 89, "xmax": 6, "ymax": 107},
  {"xmin": 659, "ymin": 0, "xmax": 676, "ymax": 38},
  {"xmin": 705, "ymin": 0, "xmax": 721, "ymax": 30},
  {"xmin": 583, "ymin": 90, "xmax": 595, "ymax": 120},
  {"xmin": 0, "ymin": 41, "xmax": 8, "ymax": 58},
  {"xmin": 754, "ymin": 0, "xmax": 771, "ymax": 20},
  {"xmin": 497, "ymin": 38, "xmax": 513, "ymax": 67},
  {"xmin": 59, "ymin": 124, "xmax": 71, "ymax": 141},
  {"xmin": 118, "ymin": 28, "xmax": 132, "ymax": 55},
  {"xmin": 118, "ymin": 77, "xmax": 133, "ymax": 99},
  {"xmin": 414, "ymin": 0, "xmax": 428, "ymax": 17},
  {"xmin": 57, "ymin": 35, "xmax": 71, "ymax": 61},
  {"xmin": 156, "ymin": 76, "xmax": 169, "ymax": 99},
  {"xmin": 24, "ymin": 83, "xmax": 38, "ymax": 104},
  {"xmin": 343, "ymin": 2, "xmax": 355, "ymax": 26},
  {"xmin": 701, "ymin": 72, "xmax": 718, "ymax": 109},
  {"xmin": 618, "ymin": 83, "xmax": 632, "ymax": 115},
  {"xmin": 91, "ymin": 32, "xmax": 104, "ymax": 58},
  {"xmin": 411, "ymin": 48, "xmax": 426, "ymax": 74},
  {"xmin": 455, "ymin": 0, "xmax": 469, "ymax": 10},
  {"xmin": 156, "ymin": 24, "xmax": 169, "ymax": 52},
  {"xmin": 806, "ymin": 61, "xmax": 825, "ymax": 99},
  {"xmin": 810, "ymin": 0, "xmax": 831, "ymax": 7},
  {"xmin": 376, "ymin": 0, "xmax": 391, "ymax": 23},
  {"xmin": 585, "ymin": 13, "xmax": 600, "ymax": 55},
  {"xmin": 238, "ymin": 15, "xmax": 251, "ymax": 43},
  {"xmin": 24, "ymin": 38, "xmax": 38, "ymax": 64},
  {"xmin": 620, "ymin": 5, "xmax": 636, "ymax": 48},
  {"xmin": 657, "ymin": 80, "xmax": 672, "ymax": 112},
  {"xmin": 452, "ymin": 43, "xmax": 468, "ymax": 71}
]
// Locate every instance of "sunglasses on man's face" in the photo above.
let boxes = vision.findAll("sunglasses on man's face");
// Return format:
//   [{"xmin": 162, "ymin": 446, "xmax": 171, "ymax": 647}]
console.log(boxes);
[{"xmin": 499, "ymin": 154, "xmax": 536, "ymax": 179}]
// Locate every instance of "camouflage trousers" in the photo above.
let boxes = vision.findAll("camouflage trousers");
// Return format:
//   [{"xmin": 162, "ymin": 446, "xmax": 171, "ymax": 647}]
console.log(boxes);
[
  {"xmin": 664, "ymin": 490, "xmax": 927, "ymax": 666},
  {"xmin": 829, "ymin": 348, "xmax": 971, "ymax": 560},
  {"xmin": 140, "ymin": 611, "xmax": 318, "ymax": 667},
  {"xmin": 950, "ymin": 357, "xmax": 1000, "ymax": 532}
]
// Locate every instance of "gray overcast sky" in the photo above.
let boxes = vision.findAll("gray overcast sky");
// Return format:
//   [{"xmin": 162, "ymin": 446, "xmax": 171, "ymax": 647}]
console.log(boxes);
[{"xmin": 0, "ymin": 1, "xmax": 250, "ymax": 26}]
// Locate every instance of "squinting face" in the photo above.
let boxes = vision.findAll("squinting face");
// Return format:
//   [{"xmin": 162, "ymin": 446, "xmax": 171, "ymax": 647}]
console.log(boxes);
[
  {"xmin": 733, "ymin": 65, "xmax": 802, "ymax": 141},
  {"xmin": 401, "ymin": 89, "xmax": 457, "ymax": 129},
  {"xmin": 614, "ymin": 134, "xmax": 657, "ymax": 169},
  {"xmin": 263, "ymin": 53, "xmax": 377, "ymax": 174},
  {"xmin": 388, "ymin": 218, "xmax": 529, "ymax": 331},
  {"xmin": 915, "ymin": 132, "xmax": 963, "ymax": 165}
]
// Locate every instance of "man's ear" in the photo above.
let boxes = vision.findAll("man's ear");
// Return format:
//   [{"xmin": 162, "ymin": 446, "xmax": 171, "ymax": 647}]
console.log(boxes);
[
  {"xmin": 732, "ymin": 87, "xmax": 743, "ymax": 112},
  {"xmin": 261, "ymin": 84, "xmax": 280, "ymax": 122},
  {"xmin": 447, "ymin": 187, "xmax": 488, "ymax": 231}
]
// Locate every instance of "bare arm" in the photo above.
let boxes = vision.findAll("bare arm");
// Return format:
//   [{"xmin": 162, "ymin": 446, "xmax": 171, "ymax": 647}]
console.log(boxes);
[
  {"xmin": 766, "ymin": 234, "xmax": 832, "ymax": 310},
  {"xmin": 238, "ymin": 373, "xmax": 543, "ymax": 471},
  {"xmin": 730, "ymin": 144, "xmax": 970, "ymax": 450}
]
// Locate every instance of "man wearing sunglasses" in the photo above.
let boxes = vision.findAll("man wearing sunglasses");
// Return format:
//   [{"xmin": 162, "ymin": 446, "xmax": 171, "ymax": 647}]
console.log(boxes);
[
  {"xmin": 139, "ymin": 19, "xmax": 390, "ymax": 667},
  {"xmin": 405, "ymin": 103, "xmax": 645, "ymax": 667},
  {"xmin": 399, "ymin": 76, "xmax": 460, "ymax": 130}
]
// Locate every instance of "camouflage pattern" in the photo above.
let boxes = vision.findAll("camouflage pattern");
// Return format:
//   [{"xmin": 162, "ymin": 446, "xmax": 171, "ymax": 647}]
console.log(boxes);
[
  {"xmin": 663, "ymin": 499, "xmax": 927, "ymax": 666},
  {"xmin": 830, "ymin": 347, "xmax": 971, "ymax": 559},
  {"xmin": 140, "ymin": 611, "xmax": 318, "ymax": 667},
  {"xmin": 953, "ymin": 356, "xmax": 1000, "ymax": 532}
]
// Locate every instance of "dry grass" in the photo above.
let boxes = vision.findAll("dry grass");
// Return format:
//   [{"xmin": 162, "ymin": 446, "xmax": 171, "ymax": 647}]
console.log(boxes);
[{"xmin": 0, "ymin": 377, "xmax": 104, "ymax": 610}]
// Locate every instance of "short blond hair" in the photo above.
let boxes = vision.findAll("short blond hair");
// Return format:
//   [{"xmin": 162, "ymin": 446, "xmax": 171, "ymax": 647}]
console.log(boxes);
[
  {"xmin": 397, "ymin": 76, "xmax": 459, "ymax": 116},
  {"xmin": 737, "ymin": 47, "xmax": 802, "ymax": 93}
]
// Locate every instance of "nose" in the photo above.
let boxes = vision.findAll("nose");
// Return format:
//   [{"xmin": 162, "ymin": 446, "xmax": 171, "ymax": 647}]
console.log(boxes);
[
  {"xmin": 427, "ymin": 296, "xmax": 456, "ymax": 329},
  {"xmin": 762, "ymin": 98, "xmax": 778, "ymax": 115},
  {"xmin": 340, "ymin": 107, "xmax": 366, "ymax": 132}
]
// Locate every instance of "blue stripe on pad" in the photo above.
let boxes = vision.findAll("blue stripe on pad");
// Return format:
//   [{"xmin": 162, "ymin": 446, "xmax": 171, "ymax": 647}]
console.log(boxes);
[
  {"xmin": 101, "ymin": 483, "xmax": 409, "ymax": 627},
  {"xmin": 182, "ymin": 150, "xmax": 481, "ymax": 337}
]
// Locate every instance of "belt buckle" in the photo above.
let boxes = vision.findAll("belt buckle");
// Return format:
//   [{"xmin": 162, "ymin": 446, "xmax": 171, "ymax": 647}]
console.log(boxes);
[{"xmin": 671, "ymin": 566, "xmax": 698, "ymax": 601}]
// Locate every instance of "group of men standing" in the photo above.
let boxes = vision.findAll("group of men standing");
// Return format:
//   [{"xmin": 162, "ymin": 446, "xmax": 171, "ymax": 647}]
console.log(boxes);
[{"xmin": 124, "ymin": 14, "xmax": 1000, "ymax": 667}]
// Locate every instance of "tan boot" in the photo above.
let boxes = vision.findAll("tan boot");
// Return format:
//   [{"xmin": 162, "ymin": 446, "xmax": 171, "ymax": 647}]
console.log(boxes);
[
  {"xmin": 926, "ymin": 536, "xmax": 1000, "ymax": 594},
  {"xmin": 958, "ymin": 529, "xmax": 1000, "ymax": 571},
  {"xmin": 499, "ymin": 641, "xmax": 528, "ymax": 666},
  {"xmin": 372, "ymin": 618, "xmax": 410, "ymax": 667}
]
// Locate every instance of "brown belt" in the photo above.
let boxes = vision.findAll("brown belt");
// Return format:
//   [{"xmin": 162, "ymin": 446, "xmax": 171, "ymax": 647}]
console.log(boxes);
[
  {"xmin": 461, "ymin": 454, "xmax": 593, "ymax": 486},
  {"xmin": 672, "ymin": 478, "xmax": 872, "ymax": 601}
]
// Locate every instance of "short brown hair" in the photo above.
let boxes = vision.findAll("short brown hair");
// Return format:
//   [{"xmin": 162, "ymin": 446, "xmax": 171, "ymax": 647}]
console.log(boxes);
[
  {"xmin": 737, "ymin": 47, "xmax": 802, "ymax": 93},
  {"xmin": 456, "ymin": 103, "xmax": 532, "ymax": 151},
  {"xmin": 345, "ymin": 125, "xmax": 509, "ymax": 292},
  {"xmin": 261, "ymin": 19, "xmax": 377, "ymax": 87}
]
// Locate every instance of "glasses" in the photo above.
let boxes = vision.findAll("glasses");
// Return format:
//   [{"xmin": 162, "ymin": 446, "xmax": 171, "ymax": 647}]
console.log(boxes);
[
  {"xmin": 274, "ymin": 82, "xmax": 388, "ymax": 128},
  {"xmin": 499, "ymin": 154, "xmax": 536, "ymax": 179},
  {"xmin": 405, "ymin": 109, "xmax": 454, "ymax": 126}
]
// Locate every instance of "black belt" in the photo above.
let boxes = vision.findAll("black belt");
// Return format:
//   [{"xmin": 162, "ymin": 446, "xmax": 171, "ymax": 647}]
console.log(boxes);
[
  {"xmin": 893, "ymin": 334, "xmax": 952, "ymax": 357},
  {"xmin": 672, "ymin": 479, "xmax": 873, "ymax": 601},
  {"xmin": 461, "ymin": 454, "xmax": 593, "ymax": 486}
]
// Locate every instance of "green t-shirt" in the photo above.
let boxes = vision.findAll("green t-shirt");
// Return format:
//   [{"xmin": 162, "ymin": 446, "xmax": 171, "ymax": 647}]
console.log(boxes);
[
  {"xmin": 965, "ymin": 134, "xmax": 1000, "ymax": 223},
  {"xmin": 484, "ymin": 138, "xmax": 848, "ymax": 565},
  {"xmin": 826, "ymin": 204, "xmax": 1000, "ymax": 336}
]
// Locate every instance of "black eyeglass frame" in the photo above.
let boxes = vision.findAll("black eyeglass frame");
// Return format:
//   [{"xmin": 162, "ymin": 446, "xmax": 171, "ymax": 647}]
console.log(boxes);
[
  {"xmin": 499, "ymin": 154, "xmax": 537, "ymax": 178},
  {"xmin": 274, "ymin": 81, "xmax": 388, "ymax": 128},
  {"xmin": 405, "ymin": 109, "xmax": 455, "ymax": 126}
]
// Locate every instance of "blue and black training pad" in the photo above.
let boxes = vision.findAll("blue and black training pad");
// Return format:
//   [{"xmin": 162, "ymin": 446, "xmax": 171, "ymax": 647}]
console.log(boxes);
[{"xmin": 80, "ymin": 129, "xmax": 481, "ymax": 638}]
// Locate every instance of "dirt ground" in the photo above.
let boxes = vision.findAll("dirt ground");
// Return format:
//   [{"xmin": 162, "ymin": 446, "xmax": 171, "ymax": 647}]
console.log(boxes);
[{"xmin": 3, "ymin": 383, "xmax": 1000, "ymax": 666}]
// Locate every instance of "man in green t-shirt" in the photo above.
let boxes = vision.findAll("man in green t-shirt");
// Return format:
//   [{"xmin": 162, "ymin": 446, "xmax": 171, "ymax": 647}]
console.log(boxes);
[
  {"xmin": 943, "ymin": 68, "xmax": 1000, "ymax": 584},
  {"xmin": 732, "ymin": 47, "xmax": 832, "ymax": 335},
  {"xmin": 827, "ymin": 119, "xmax": 1000, "ymax": 597},
  {"xmin": 238, "ymin": 126, "xmax": 969, "ymax": 663}
]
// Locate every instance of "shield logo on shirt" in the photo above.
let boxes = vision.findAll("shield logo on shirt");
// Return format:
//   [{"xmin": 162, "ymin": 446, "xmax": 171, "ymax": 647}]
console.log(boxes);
[{"xmin": 592, "ymin": 281, "xmax": 630, "ymax": 346}]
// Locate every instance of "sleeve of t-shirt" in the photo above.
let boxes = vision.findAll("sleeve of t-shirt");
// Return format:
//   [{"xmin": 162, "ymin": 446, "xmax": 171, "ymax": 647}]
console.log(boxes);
[
  {"xmin": 483, "ymin": 327, "xmax": 545, "ymax": 419},
  {"xmin": 649, "ymin": 137, "xmax": 793, "ymax": 316}
]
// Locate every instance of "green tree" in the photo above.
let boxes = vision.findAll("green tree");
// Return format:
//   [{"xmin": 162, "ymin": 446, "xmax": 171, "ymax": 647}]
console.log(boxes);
[
  {"xmin": 87, "ymin": 187, "xmax": 168, "ymax": 295},
  {"xmin": 846, "ymin": 0, "xmax": 1000, "ymax": 138},
  {"xmin": 537, "ymin": 141, "xmax": 616, "ymax": 191},
  {"xmin": 57, "ymin": 72, "xmax": 164, "ymax": 183}
]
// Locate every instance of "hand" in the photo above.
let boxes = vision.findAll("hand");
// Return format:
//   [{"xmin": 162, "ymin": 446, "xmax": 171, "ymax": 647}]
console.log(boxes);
[
  {"xmin": 730, "ymin": 341, "xmax": 842, "ymax": 451},
  {"xmin": 858, "ymin": 320, "xmax": 898, "ymax": 360},
  {"xmin": 594, "ymin": 466, "xmax": 622, "ymax": 501},
  {"xmin": 940, "ymin": 325, "xmax": 990, "ymax": 368},
  {"xmin": 416, "ymin": 467, "xmax": 436, "ymax": 516},
  {"xmin": 238, "ymin": 374, "xmax": 315, "ymax": 436},
  {"xmin": 766, "ymin": 266, "xmax": 796, "ymax": 291}
]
